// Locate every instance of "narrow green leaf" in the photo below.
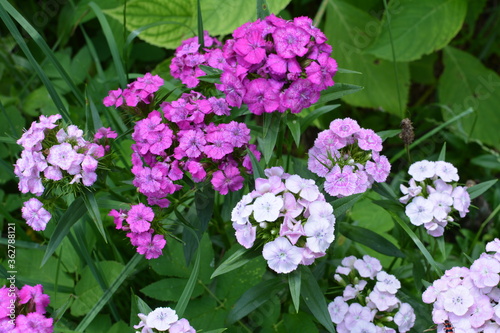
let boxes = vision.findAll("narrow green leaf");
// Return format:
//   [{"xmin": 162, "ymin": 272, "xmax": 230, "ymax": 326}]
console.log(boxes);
[
  {"xmin": 41, "ymin": 197, "xmax": 87, "ymax": 267},
  {"xmin": 227, "ymin": 278, "xmax": 282, "ymax": 325},
  {"xmin": 372, "ymin": 183, "xmax": 399, "ymax": 201},
  {"xmin": 136, "ymin": 295, "xmax": 153, "ymax": 315},
  {"xmin": 317, "ymin": 83, "xmax": 364, "ymax": 105},
  {"xmin": 247, "ymin": 147, "xmax": 264, "ymax": 181},
  {"xmin": 85, "ymin": 89, "xmax": 104, "ymax": 134},
  {"xmin": 257, "ymin": 0, "xmax": 271, "ymax": 19},
  {"xmin": 300, "ymin": 266, "xmax": 336, "ymax": 333},
  {"xmin": 286, "ymin": 115, "xmax": 301, "ymax": 147},
  {"xmin": 467, "ymin": 179, "xmax": 498, "ymax": 200},
  {"xmin": 438, "ymin": 142, "xmax": 447, "ymax": 161},
  {"xmin": 260, "ymin": 113, "xmax": 281, "ymax": 164},
  {"xmin": 330, "ymin": 193, "xmax": 364, "ymax": 218},
  {"xmin": 339, "ymin": 222, "xmax": 405, "ymax": 258},
  {"xmin": 211, "ymin": 247, "xmax": 259, "ymax": 279},
  {"xmin": 199, "ymin": 65, "xmax": 223, "ymax": 76},
  {"xmin": 82, "ymin": 190, "xmax": 107, "ymax": 242},
  {"xmin": 288, "ymin": 269, "xmax": 301, "ymax": 313},
  {"xmin": 0, "ymin": 3, "xmax": 70, "ymax": 121},
  {"xmin": 300, "ymin": 105, "xmax": 340, "ymax": 132},
  {"xmin": 175, "ymin": 243, "xmax": 201, "ymax": 318},
  {"xmin": 337, "ymin": 67, "xmax": 362, "ymax": 74},
  {"xmin": 75, "ymin": 253, "xmax": 143, "ymax": 331},
  {"xmin": 197, "ymin": 0, "xmax": 204, "ymax": 49},
  {"xmin": 388, "ymin": 211, "xmax": 442, "ymax": 276},
  {"xmin": 377, "ymin": 129, "xmax": 401, "ymax": 141},
  {"xmin": 89, "ymin": 1, "xmax": 127, "ymax": 88},
  {"xmin": 203, "ymin": 329, "xmax": 227, "ymax": 333},
  {"xmin": 195, "ymin": 186, "xmax": 215, "ymax": 235},
  {"xmin": 0, "ymin": 0, "xmax": 85, "ymax": 106}
]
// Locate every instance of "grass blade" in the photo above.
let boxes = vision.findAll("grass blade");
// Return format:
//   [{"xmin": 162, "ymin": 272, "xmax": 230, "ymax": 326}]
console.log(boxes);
[
  {"xmin": 75, "ymin": 253, "xmax": 143, "ymax": 331},
  {"xmin": 41, "ymin": 197, "xmax": 87, "ymax": 267}
]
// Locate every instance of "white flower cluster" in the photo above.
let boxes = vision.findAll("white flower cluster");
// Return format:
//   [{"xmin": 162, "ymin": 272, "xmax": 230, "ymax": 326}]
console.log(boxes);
[
  {"xmin": 231, "ymin": 166, "xmax": 336, "ymax": 274},
  {"xmin": 400, "ymin": 160, "xmax": 471, "ymax": 237},
  {"xmin": 134, "ymin": 307, "xmax": 195, "ymax": 333},
  {"xmin": 329, "ymin": 255, "xmax": 416, "ymax": 333}
]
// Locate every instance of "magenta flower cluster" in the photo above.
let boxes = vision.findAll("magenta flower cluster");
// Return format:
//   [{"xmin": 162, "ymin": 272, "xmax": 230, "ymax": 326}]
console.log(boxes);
[
  {"xmin": 14, "ymin": 114, "xmax": 116, "ymax": 231},
  {"xmin": 231, "ymin": 166, "xmax": 336, "ymax": 274},
  {"xmin": 0, "ymin": 284, "xmax": 52, "ymax": 333},
  {"xmin": 198, "ymin": 14, "xmax": 337, "ymax": 115},
  {"xmin": 109, "ymin": 203, "xmax": 166, "ymax": 260},
  {"xmin": 103, "ymin": 72, "xmax": 164, "ymax": 109},
  {"xmin": 131, "ymin": 90, "xmax": 259, "ymax": 207},
  {"xmin": 422, "ymin": 238, "xmax": 500, "ymax": 331},
  {"xmin": 170, "ymin": 31, "xmax": 223, "ymax": 88},
  {"xmin": 329, "ymin": 255, "xmax": 416, "ymax": 333},
  {"xmin": 134, "ymin": 306, "xmax": 195, "ymax": 333},
  {"xmin": 308, "ymin": 117, "xmax": 391, "ymax": 197},
  {"xmin": 400, "ymin": 160, "xmax": 471, "ymax": 237}
]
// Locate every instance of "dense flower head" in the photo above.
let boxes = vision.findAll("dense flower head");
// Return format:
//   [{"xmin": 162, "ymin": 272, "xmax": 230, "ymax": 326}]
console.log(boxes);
[
  {"xmin": 14, "ymin": 115, "xmax": 115, "ymax": 231},
  {"xmin": 308, "ymin": 118, "xmax": 390, "ymax": 198},
  {"xmin": 231, "ymin": 166, "xmax": 336, "ymax": 273},
  {"xmin": 134, "ymin": 306, "xmax": 195, "ymax": 333},
  {"xmin": 329, "ymin": 255, "xmax": 415, "ymax": 332},
  {"xmin": 103, "ymin": 72, "xmax": 164, "ymax": 109},
  {"xmin": 129, "ymin": 91, "xmax": 259, "ymax": 206},
  {"xmin": 213, "ymin": 14, "xmax": 337, "ymax": 114},
  {"xmin": 170, "ymin": 31, "xmax": 223, "ymax": 88},
  {"xmin": 0, "ymin": 284, "xmax": 53, "ymax": 332},
  {"xmin": 109, "ymin": 204, "xmax": 166, "ymax": 260},
  {"xmin": 423, "ymin": 239, "xmax": 500, "ymax": 331},
  {"xmin": 400, "ymin": 160, "xmax": 470, "ymax": 237}
]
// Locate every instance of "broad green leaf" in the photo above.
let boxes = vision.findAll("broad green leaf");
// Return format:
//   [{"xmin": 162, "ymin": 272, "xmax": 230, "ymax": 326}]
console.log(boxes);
[
  {"xmin": 288, "ymin": 269, "xmax": 301, "ymax": 313},
  {"xmin": 467, "ymin": 179, "xmax": 498, "ymax": 200},
  {"xmin": 339, "ymin": 222, "xmax": 405, "ymax": 258},
  {"xmin": 300, "ymin": 266, "xmax": 335, "ymax": 333},
  {"xmin": 227, "ymin": 278, "xmax": 283, "ymax": 324},
  {"xmin": 42, "ymin": 197, "xmax": 87, "ymax": 267},
  {"xmin": 140, "ymin": 277, "xmax": 204, "ymax": 302},
  {"xmin": 439, "ymin": 46, "xmax": 500, "ymax": 146},
  {"xmin": 283, "ymin": 312, "xmax": 319, "ymax": 333},
  {"xmin": 366, "ymin": 0, "xmax": 467, "ymax": 62},
  {"xmin": 324, "ymin": 0, "xmax": 409, "ymax": 116}
]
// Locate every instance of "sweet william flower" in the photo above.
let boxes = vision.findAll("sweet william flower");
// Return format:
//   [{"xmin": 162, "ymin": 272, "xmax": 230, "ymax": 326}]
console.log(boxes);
[
  {"xmin": 252, "ymin": 192, "xmax": 284, "ymax": 222},
  {"xmin": 408, "ymin": 160, "xmax": 435, "ymax": 181},
  {"xmin": 443, "ymin": 285, "xmax": 474, "ymax": 316},
  {"xmin": 405, "ymin": 196, "xmax": 434, "ymax": 226},
  {"xmin": 21, "ymin": 198, "xmax": 51, "ymax": 231},
  {"xmin": 262, "ymin": 237, "xmax": 303, "ymax": 274},
  {"xmin": 146, "ymin": 307, "xmax": 178, "ymax": 331}
]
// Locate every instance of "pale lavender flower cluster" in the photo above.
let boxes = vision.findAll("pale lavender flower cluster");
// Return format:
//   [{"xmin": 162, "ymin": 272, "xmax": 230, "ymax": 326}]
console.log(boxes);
[
  {"xmin": 231, "ymin": 166, "xmax": 336, "ymax": 274},
  {"xmin": 422, "ymin": 238, "xmax": 500, "ymax": 332},
  {"xmin": 0, "ymin": 284, "xmax": 52, "ymax": 333},
  {"xmin": 400, "ymin": 160, "xmax": 471, "ymax": 237},
  {"xmin": 329, "ymin": 255, "xmax": 416, "ymax": 333},
  {"xmin": 215, "ymin": 14, "xmax": 338, "ymax": 115},
  {"xmin": 14, "ymin": 114, "xmax": 116, "ymax": 231},
  {"xmin": 109, "ymin": 203, "xmax": 166, "ymax": 260},
  {"xmin": 131, "ymin": 91, "xmax": 260, "ymax": 207},
  {"xmin": 308, "ymin": 117, "xmax": 391, "ymax": 197},
  {"xmin": 170, "ymin": 30, "xmax": 223, "ymax": 88},
  {"xmin": 103, "ymin": 72, "xmax": 164, "ymax": 109},
  {"xmin": 134, "ymin": 306, "xmax": 195, "ymax": 333}
]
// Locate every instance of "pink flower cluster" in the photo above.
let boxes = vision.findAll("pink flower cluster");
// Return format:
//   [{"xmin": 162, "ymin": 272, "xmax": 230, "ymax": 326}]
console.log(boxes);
[
  {"xmin": 400, "ymin": 160, "xmax": 471, "ymax": 237},
  {"xmin": 103, "ymin": 72, "xmax": 164, "ymax": 109},
  {"xmin": 14, "ymin": 114, "xmax": 116, "ymax": 231},
  {"xmin": 422, "ymin": 238, "xmax": 500, "ymax": 331},
  {"xmin": 212, "ymin": 14, "xmax": 337, "ymax": 115},
  {"xmin": 0, "ymin": 284, "xmax": 52, "ymax": 333},
  {"xmin": 170, "ymin": 31, "xmax": 223, "ymax": 88},
  {"xmin": 131, "ymin": 90, "xmax": 260, "ymax": 207},
  {"xmin": 109, "ymin": 203, "xmax": 166, "ymax": 260},
  {"xmin": 231, "ymin": 166, "xmax": 336, "ymax": 274},
  {"xmin": 308, "ymin": 118, "xmax": 391, "ymax": 197},
  {"xmin": 134, "ymin": 306, "xmax": 195, "ymax": 333},
  {"xmin": 329, "ymin": 255, "xmax": 415, "ymax": 333}
]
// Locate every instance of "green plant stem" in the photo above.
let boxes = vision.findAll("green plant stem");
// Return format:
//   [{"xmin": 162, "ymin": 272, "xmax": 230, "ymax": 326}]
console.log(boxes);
[
  {"xmin": 470, "ymin": 203, "xmax": 500, "ymax": 255},
  {"xmin": 313, "ymin": 0, "xmax": 329, "ymax": 26}
]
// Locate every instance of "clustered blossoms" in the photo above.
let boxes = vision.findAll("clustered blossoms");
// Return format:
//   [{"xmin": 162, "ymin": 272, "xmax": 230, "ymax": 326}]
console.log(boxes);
[
  {"xmin": 103, "ymin": 72, "xmax": 164, "ymax": 110},
  {"xmin": 231, "ymin": 166, "xmax": 336, "ymax": 274},
  {"xmin": 0, "ymin": 284, "xmax": 52, "ymax": 333},
  {"xmin": 400, "ymin": 160, "xmax": 471, "ymax": 237},
  {"xmin": 308, "ymin": 117, "xmax": 391, "ymax": 197},
  {"xmin": 328, "ymin": 255, "xmax": 416, "ymax": 333},
  {"xmin": 109, "ymin": 203, "xmax": 166, "ymax": 260},
  {"xmin": 216, "ymin": 14, "xmax": 338, "ymax": 115},
  {"xmin": 170, "ymin": 31, "xmax": 223, "ymax": 88},
  {"xmin": 134, "ymin": 307, "xmax": 195, "ymax": 333},
  {"xmin": 131, "ymin": 89, "xmax": 260, "ymax": 207},
  {"xmin": 14, "ymin": 114, "xmax": 116, "ymax": 231},
  {"xmin": 422, "ymin": 238, "xmax": 500, "ymax": 332}
]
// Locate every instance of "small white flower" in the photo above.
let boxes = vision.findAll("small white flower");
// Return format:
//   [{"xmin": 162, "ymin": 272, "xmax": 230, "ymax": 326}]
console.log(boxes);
[
  {"xmin": 252, "ymin": 193, "xmax": 284, "ymax": 222},
  {"xmin": 304, "ymin": 218, "xmax": 335, "ymax": 253},
  {"xmin": 435, "ymin": 161, "xmax": 459, "ymax": 182},
  {"xmin": 146, "ymin": 307, "xmax": 178, "ymax": 331},
  {"xmin": 408, "ymin": 160, "xmax": 435, "ymax": 181},
  {"xmin": 231, "ymin": 194, "xmax": 254, "ymax": 225},
  {"xmin": 405, "ymin": 196, "xmax": 434, "ymax": 226}
]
